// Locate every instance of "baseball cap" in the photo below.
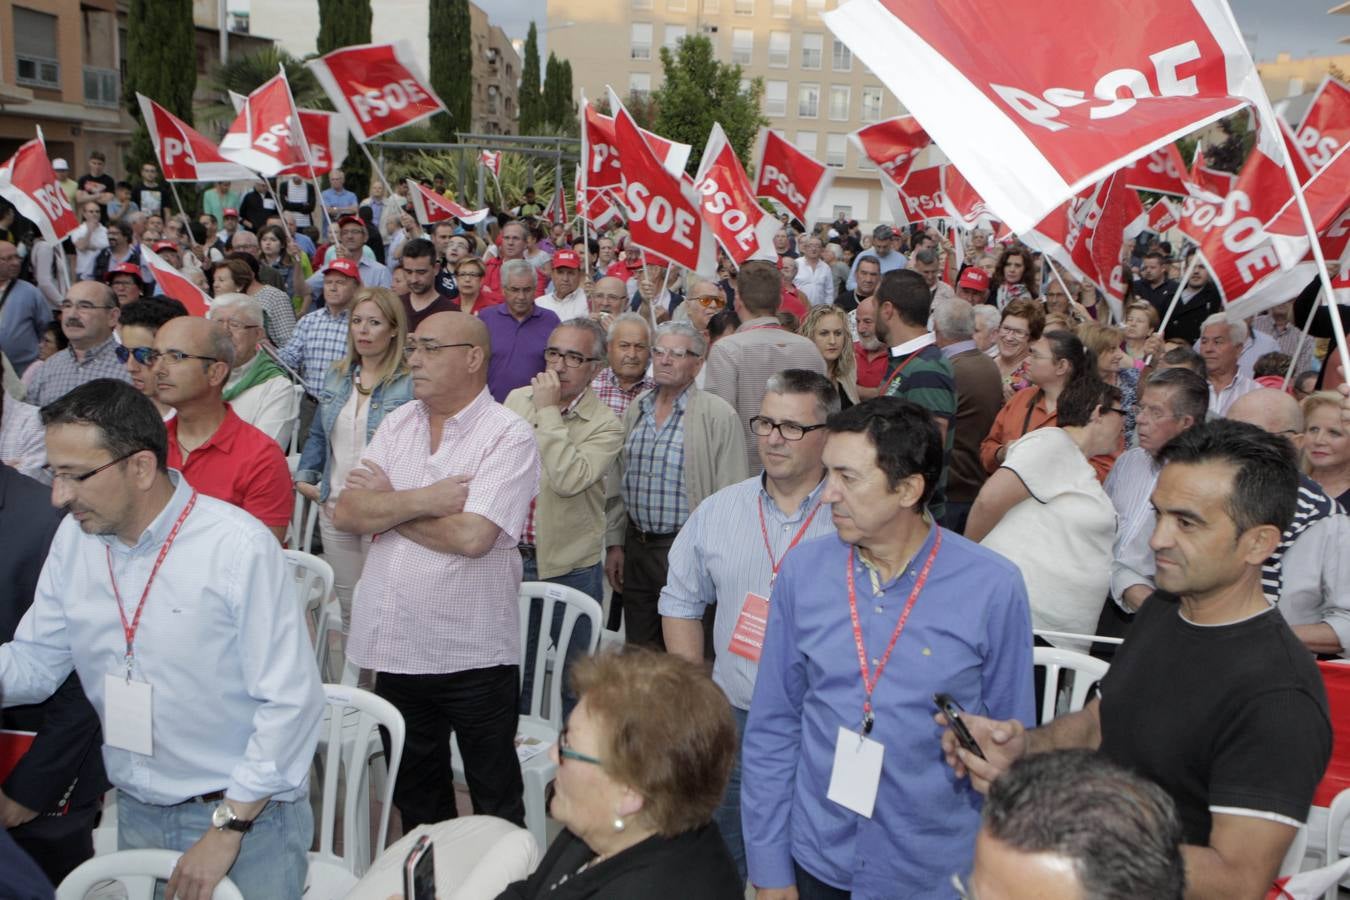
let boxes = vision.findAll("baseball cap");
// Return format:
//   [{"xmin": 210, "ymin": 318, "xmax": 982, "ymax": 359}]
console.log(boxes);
[
  {"xmin": 337, "ymin": 214, "xmax": 366, "ymax": 229},
  {"xmin": 873, "ymin": 224, "xmax": 895, "ymax": 240},
  {"xmin": 151, "ymin": 240, "xmax": 179, "ymax": 254},
  {"xmin": 551, "ymin": 249, "xmax": 580, "ymax": 270},
  {"xmin": 223, "ymin": 207, "xmax": 239, "ymax": 218},
  {"xmin": 957, "ymin": 267, "xmax": 991, "ymax": 292},
  {"xmin": 104, "ymin": 262, "xmax": 144, "ymax": 284},
  {"xmin": 51, "ymin": 158, "xmax": 69, "ymax": 171},
  {"xmin": 322, "ymin": 257, "xmax": 362, "ymax": 283}
]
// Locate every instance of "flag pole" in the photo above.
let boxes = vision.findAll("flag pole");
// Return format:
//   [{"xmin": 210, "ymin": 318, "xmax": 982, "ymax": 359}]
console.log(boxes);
[
  {"xmin": 164, "ymin": 180, "xmax": 201, "ymax": 253},
  {"xmin": 261, "ymin": 176, "xmax": 296, "ymax": 246},
  {"xmin": 1156, "ymin": 251, "xmax": 1200, "ymax": 337},
  {"xmin": 358, "ymin": 141, "xmax": 396, "ymax": 205},
  {"xmin": 279, "ymin": 64, "xmax": 334, "ymax": 240},
  {"xmin": 1282, "ymin": 298, "xmax": 1321, "ymax": 391}
]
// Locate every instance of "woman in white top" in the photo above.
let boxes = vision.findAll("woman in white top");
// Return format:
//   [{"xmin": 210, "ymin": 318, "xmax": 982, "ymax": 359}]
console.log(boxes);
[
  {"xmin": 70, "ymin": 202, "xmax": 108, "ymax": 281},
  {"xmin": 967, "ymin": 376, "xmax": 1125, "ymax": 650}
]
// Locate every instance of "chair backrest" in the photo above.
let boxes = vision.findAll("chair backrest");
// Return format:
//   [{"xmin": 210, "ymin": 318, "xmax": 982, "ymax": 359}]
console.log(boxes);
[
  {"xmin": 283, "ymin": 550, "xmax": 335, "ymax": 673},
  {"xmin": 1032, "ymin": 646, "xmax": 1109, "ymax": 726},
  {"xmin": 1314, "ymin": 661, "xmax": 1350, "ymax": 807},
  {"xmin": 518, "ymin": 581, "xmax": 603, "ymax": 726},
  {"xmin": 58, "ymin": 849, "xmax": 244, "ymax": 900},
  {"xmin": 314, "ymin": 684, "xmax": 406, "ymax": 874},
  {"xmin": 285, "ymin": 381, "xmax": 305, "ymax": 455}
]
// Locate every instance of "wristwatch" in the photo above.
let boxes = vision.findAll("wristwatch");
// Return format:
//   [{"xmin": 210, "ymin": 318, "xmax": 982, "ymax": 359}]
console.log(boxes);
[{"xmin": 211, "ymin": 801, "xmax": 255, "ymax": 834}]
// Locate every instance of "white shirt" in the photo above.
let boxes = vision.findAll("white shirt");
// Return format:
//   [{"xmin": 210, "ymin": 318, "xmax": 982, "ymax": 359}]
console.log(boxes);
[
  {"xmin": 0, "ymin": 391, "xmax": 46, "ymax": 480},
  {"xmin": 1104, "ymin": 447, "xmax": 1160, "ymax": 607},
  {"xmin": 70, "ymin": 223, "xmax": 109, "ymax": 280},
  {"xmin": 0, "ymin": 473, "xmax": 323, "ymax": 805},
  {"xmin": 535, "ymin": 288, "xmax": 589, "ymax": 322},
  {"xmin": 1208, "ymin": 371, "xmax": 1258, "ymax": 418},
  {"xmin": 225, "ymin": 367, "xmax": 297, "ymax": 448},
  {"xmin": 793, "ymin": 258, "xmax": 835, "ymax": 307}
]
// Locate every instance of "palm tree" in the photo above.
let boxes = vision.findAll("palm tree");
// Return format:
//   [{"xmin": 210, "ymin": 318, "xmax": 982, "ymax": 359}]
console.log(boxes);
[{"xmin": 198, "ymin": 47, "xmax": 327, "ymax": 133}]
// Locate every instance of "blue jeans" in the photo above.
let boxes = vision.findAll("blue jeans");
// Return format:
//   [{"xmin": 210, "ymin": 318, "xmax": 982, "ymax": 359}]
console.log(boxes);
[
  {"xmin": 519, "ymin": 557, "xmax": 600, "ymax": 723},
  {"xmin": 716, "ymin": 704, "xmax": 749, "ymax": 882},
  {"xmin": 117, "ymin": 790, "xmax": 312, "ymax": 899}
]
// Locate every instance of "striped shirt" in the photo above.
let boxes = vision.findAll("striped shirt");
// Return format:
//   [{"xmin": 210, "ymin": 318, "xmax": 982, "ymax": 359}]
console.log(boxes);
[
  {"xmin": 1263, "ymin": 476, "xmax": 1342, "ymax": 605},
  {"xmin": 278, "ymin": 305, "xmax": 349, "ymax": 397},
  {"xmin": 1105, "ymin": 446, "xmax": 1161, "ymax": 606},
  {"xmin": 25, "ymin": 336, "xmax": 131, "ymax": 407},
  {"xmin": 1251, "ymin": 315, "xmax": 1315, "ymax": 375},
  {"xmin": 621, "ymin": 387, "xmax": 690, "ymax": 534},
  {"xmin": 590, "ymin": 368, "xmax": 654, "ymax": 418},
  {"xmin": 659, "ymin": 475, "xmax": 835, "ymax": 709},
  {"xmin": 884, "ymin": 335, "xmax": 956, "ymax": 520}
]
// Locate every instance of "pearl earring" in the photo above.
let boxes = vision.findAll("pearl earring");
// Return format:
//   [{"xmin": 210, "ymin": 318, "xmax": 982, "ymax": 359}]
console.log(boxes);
[{"xmin": 613, "ymin": 817, "xmax": 625, "ymax": 832}]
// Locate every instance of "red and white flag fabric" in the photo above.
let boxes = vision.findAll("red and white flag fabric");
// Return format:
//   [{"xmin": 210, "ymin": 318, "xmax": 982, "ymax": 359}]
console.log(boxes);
[
  {"xmin": 141, "ymin": 246, "xmax": 211, "ymax": 317},
  {"xmin": 1265, "ymin": 856, "xmax": 1350, "ymax": 900},
  {"xmin": 751, "ymin": 128, "xmax": 833, "ymax": 225},
  {"xmin": 479, "ymin": 149, "xmax": 501, "ymax": 178},
  {"xmin": 1294, "ymin": 75, "xmax": 1350, "ymax": 172},
  {"xmin": 137, "ymin": 95, "xmax": 253, "ymax": 183},
  {"xmin": 608, "ymin": 91, "xmax": 715, "ymax": 273},
  {"xmin": 405, "ymin": 179, "xmax": 489, "ymax": 227},
  {"xmin": 850, "ymin": 116, "xmax": 931, "ymax": 187},
  {"xmin": 884, "ymin": 165, "xmax": 947, "ymax": 226},
  {"xmin": 575, "ymin": 166, "xmax": 621, "ymax": 228},
  {"xmin": 822, "ymin": 0, "xmax": 1264, "ymax": 232},
  {"xmin": 1266, "ymin": 141, "xmax": 1350, "ymax": 268},
  {"xmin": 1147, "ymin": 197, "xmax": 1179, "ymax": 233},
  {"xmin": 1187, "ymin": 143, "xmax": 1238, "ymax": 199},
  {"xmin": 543, "ymin": 188, "xmax": 569, "ymax": 226},
  {"xmin": 277, "ymin": 110, "xmax": 349, "ymax": 179},
  {"xmin": 1121, "ymin": 144, "xmax": 1189, "ymax": 196},
  {"xmin": 580, "ymin": 95, "xmax": 691, "ymax": 193},
  {"xmin": 940, "ymin": 166, "xmax": 997, "ymax": 230},
  {"xmin": 693, "ymin": 122, "xmax": 779, "ymax": 265},
  {"xmin": 307, "ymin": 41, "xmax": 447, "ymax": 142},
  {"xmin": 0, "ymin": 132, "xmax": 78, "ymax": 245},
  {"xmin": 219, "ymin": 74, "xmax": 306, "ymax": 176}
]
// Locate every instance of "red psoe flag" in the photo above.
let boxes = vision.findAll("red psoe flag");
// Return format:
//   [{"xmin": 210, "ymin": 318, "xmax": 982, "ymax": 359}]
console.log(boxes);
[
  {"xmin": 1266, "ymin": 142, "xmax": 1350, "ymax": 268},
  {"xmin": 1121, "ymin": 144, "xmax": 1189, "ymax": 196},
  {"xmin": 276, "ymin": 110, "xmax": 349, "ymax": 179},
  {"xmin": 479, "ymin": 150, "xmax": 501, "ymax": 178},
  {"xmin": 822, "ymin": 0, "xmax": 1262, "ymax": 231},
  {"xmin": 141, "ymin": 246, "xmax": 211, "ymax": 317},
  {"xmin": 1294, "ymin": 75, "xmax": 1350, "ymax": 172},
  {"xmin": 137, "ymin": 95, "xmax": 254, "ymax": 183},
  {"xmin": 581, "ymin": 94, "xmax": 691, "ymax": 193},
  {"xmin": 751, "ymin": 128, "xmax": 833, "ymax": 225},
  {"xmin": 884, "ymin": 165, "xmax": 947, "ymax": 226},
  {"xmin": 693, "ymin": 122, "xmax": 780, "ymax": 265},
  {"xmin": 307, "ymin": 41, "xmax": 448, "ymax": 142},
  {"xmin": 1148, "ymin": 198, "xmax": 1179, "ymax": 233},
  {"xmin": 219, "ymin": 74, "xmax": 307, "ymax": 176},
  {"xmin": 405, "ymin": 179, "xmax": 489, "ymax": 226},
  {"xmin": 850, "ymin": 116, "xmax": 931, "ymax": 187},
  {"xmin": 939, "ymin": 166, "xmax": 997, "ymax": 230},
  {"xmin": 0, "ymin": 133, "xmax": 78, "ymax": 245}
]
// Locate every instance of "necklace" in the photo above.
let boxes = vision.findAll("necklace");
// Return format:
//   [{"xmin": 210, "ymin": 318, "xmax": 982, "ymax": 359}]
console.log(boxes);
[{"xmin": 353, "ymin": 379, "xmax": 372, "ymax": 396}]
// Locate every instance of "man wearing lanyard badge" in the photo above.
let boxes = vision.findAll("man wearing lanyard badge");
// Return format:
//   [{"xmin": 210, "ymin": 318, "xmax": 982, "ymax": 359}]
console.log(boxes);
[
  {"xmin": 0, "ymin": 379, "xmax": 323, "ymax": 900},
  {"xmin": 742, "ymin": 396, "xmax": 1034, "ymax": 899},
  {"xmin": 660, "ymin": 369, "xmax": 840, "ymax": 882}
]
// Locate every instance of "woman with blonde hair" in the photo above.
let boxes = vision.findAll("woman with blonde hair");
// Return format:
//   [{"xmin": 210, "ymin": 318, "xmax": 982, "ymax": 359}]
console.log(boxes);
[
  {"xmin": 1302, "ymin": 391, "xmax": 1350, "ymax": 508},
  {"xmin": 295, "ymin": 286, "xmax": 415, "ymax": 623},
  {"xmin": 799, "ymin": 304, "xmax": 858, "ymax": 408}
]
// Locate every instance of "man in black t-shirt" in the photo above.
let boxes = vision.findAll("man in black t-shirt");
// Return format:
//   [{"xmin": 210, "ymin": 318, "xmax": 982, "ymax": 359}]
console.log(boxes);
[
  {"xmin": 74, "ymin": 151, "xmax": 116, "ymax": 223},
  {"xmin": 132, "ymin": 162, "xmax": 170, "ymax": 218},
  {"xmin": 940, "ymin": 419, "xmax": 1332, "ymax": 900}
]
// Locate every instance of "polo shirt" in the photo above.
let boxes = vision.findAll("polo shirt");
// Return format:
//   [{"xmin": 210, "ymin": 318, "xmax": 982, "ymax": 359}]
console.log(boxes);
[
  {"xmin": 166, "ymin": 407, "xmax": 293, "ymax": 527},
  {"xmin": 854, "ymin": 343, "xmax": 889, "ymax": 390},
  {"xmin": 481, "ymin": 302, "xmax": 561, "ymax": 402}
]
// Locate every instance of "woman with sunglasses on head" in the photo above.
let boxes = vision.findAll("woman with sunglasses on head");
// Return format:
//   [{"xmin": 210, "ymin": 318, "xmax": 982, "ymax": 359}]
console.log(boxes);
[
  {"xmin": 799, "ymin": 304, "xmax": 858, "ymax": 408},
  {"xmin": 115, "ymin": 296, "xmax": 189, "ymax": 419}
]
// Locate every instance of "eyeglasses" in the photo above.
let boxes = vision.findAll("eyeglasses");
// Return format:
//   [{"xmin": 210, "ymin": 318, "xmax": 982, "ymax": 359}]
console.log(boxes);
[
  {"xmin": 692, "ymin": 294, "xmax": 726, "ymax": 309},
  {"xmin": 998, "ymin": 325, "xmax": 1030, "ymax": 339},
  {"xmin": 60, "ymin": 301, "xmax": 116, "ymax": 313},
  {"xmin": 544, "ymin": 348, "xmax": 600, "ymax": 368},
  {"xmin": 1106, "ymin": 407, "xmax": 1129, "ymax": 417},
  {"xmin": 749, "ymin": 416, "xmax": 827, "ymax": 441},
  {"xmin": 114, "ymin": 345, "xmax": 156, "ymax": 365},
  {"xmin": 143, "ymin": 349, "xmax": 221, "ymax": 366},
  {"xmin": 558, "ymin": 726, "xmax": 603, "ymax": 767},
  {"xmin": 42, "ymin": 450, "xmax": 140, "ymax": 484},
  {"xmin": 216, "ymin": 320, "xmax": 261, "ymax": 333},
  {"xmin": 651, "ymin": 346, "xmax": 700, "ymax": 361},
  {"xmin": 403, "ymin": 340, "xmax": 474, "ymax": 359}
]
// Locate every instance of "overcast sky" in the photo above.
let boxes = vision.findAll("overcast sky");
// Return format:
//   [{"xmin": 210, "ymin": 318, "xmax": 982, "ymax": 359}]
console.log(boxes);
[{"xmin": 477, "ymin": 0, "xmax": 1350, "ymax": 61}]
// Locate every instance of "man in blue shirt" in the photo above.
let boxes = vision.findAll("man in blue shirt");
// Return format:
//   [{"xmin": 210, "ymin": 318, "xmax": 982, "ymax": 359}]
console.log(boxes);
[
  {"xmin": 0, "ymin": 241, "xmax": 51, "ymax": 374},
  {"xmin": 844, "ymin": 224, "xmax": 907, "ymax": 292},
  {"xmin": 742, "ymin": 396, "xmax": 1034, "ymax": 899},
  {"xmin": 319, "ymin": 169, "xmax": 359, "ymax": 240}
]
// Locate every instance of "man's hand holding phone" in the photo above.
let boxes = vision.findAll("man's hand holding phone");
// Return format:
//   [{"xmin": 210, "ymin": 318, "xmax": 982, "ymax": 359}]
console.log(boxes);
[{"xmin": 934, "ymin": 707, "xmax": 1030, "ymax": 795}]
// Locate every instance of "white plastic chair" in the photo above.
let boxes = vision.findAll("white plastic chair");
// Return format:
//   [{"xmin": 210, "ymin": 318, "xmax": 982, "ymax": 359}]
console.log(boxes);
[
  {"xmin": 1032, "ymin": 646, "xmax": 1109, "ymax": 725},
  {"xmin": 344, "ymin": 817, "xmax": 540, "ymax": 900},
  {"xmin": 452, "ymin": 582, "xmax": 603, "ymax": 851},
  {"xmin": 58, "ymin": 849, "xmax": 243, "ymax": 899},
  {"xmin": 283, "ymin": 550, "xmax": 342, "ymax": 682},
  {"xmin": 285, "ymin": 381, "xmax": 305, "ymax": 456},
  {"xmin": 306, "ymin": 683, "xmax": 406, "ymax": 899}
]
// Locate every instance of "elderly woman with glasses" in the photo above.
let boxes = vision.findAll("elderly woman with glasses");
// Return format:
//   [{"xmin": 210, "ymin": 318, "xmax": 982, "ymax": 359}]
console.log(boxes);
[
  {"xmin": 294, "ymin": 287, "xmax": 413, "ymax": 624},
  {"xmin": 988, "ymin": 298, "xmax": 1045, "ymax": 401},
  {"xmin": 496, "ymin": 648, "xmax": 743, "ymax": 900}
]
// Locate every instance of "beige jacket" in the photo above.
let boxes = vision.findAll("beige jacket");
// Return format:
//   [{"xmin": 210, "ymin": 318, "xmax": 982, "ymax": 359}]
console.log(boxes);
[
  {"xmin": 505, "ymin": 386, "xmax": 624, "ymax": 578},
  {"xmin": 605, "ymin": 385, "xmax": 747, "ymax": 547}
]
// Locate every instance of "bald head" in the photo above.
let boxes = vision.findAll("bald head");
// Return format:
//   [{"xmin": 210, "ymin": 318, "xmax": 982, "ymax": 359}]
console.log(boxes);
[
  {"xmin": 409, "ymin": 311, "xmax": 491, "ymax": 409},
  {"xmin": 419, "ymin": 310, "xmax": 489, "ymax": 353},
  {"xmin": 1227, "ymin": 388, "xmax": 1302, "ymax": 436}
]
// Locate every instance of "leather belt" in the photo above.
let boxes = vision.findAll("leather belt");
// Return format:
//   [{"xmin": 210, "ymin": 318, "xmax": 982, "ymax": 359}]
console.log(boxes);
[
  {"xmin": 178, "ymin": 790, "xmax": 226, "ymax": 806},
  {"xmin": 627, "ymin": 520, "xmax": 677, "ymax": 544}
]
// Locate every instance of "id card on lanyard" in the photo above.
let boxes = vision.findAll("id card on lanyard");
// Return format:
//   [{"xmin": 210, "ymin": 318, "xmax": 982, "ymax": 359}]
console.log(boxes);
[{"xmin": 727, "ymin": 497, "xmax": 822, "ymax": 664}]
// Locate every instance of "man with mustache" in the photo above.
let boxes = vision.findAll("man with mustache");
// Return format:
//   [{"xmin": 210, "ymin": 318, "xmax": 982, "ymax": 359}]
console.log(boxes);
[{"xmin": 26, "ymin": 282, "xmax": 129, "ymax": 407}]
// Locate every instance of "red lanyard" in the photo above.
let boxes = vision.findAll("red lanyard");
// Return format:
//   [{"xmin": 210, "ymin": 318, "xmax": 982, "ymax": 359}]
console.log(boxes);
[
  {"xmin": 758, "ymin": 496, "xmax": 822, "ymax": 590},
  {"xmin": 105, "ymin": 491, "xmax": 197, "ymax": 673},
  {"xmin": 846, "ymin": 529, "xmax": 943, "ymax": 734},
  {"xmin": 878, "ymin": 350, "xmax": 922, "ymax": 395}
]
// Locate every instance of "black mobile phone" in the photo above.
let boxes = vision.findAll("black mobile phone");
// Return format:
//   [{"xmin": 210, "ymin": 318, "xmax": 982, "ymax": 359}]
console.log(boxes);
[
  {"xmin": 403, "ymin": 834, "xmax": 436, "ymax": 900},
  {"xmin": 934, "ymin": 692, "xmax": 986, "ymax": 761}
]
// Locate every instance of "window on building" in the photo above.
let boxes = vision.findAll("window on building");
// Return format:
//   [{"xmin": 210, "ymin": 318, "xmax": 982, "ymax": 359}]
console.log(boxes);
[
  {"xmin": 633, "ymin": 0, "xmax": 653, "ymax": 9},
  {"xmin": 797, "ymin": 82, "xmax": 820, "ymax": 118},
  {"xmin": 732, "ymin": 29, "xmax": 753, "ymax": 65},
  {"xmin": 805, "ymin": 0, "xmax": 826, "ymax": 15},
  {"xmin": 827, "ymin": 133, "xmax": 847, "ymax": 167},
  {"xmin": 832, "ymin": 38, "xmax": 851, "ymax": 71},
  {"xmin": 630, "ymin": 72, "xmax": 652, "ymax": 99},
  {"xmin": 630, "ymin": 23, "xmax": 653, "ymax": 60},
  {"xmin": 861, "ymin": 86, "xmax": 883, "ymax": 123},
  {"xmin": 801, "ymin": 33, "xmax": 823, "ymax": 69},
  {"xmin": 829, "ymin": 85, "xmax": 849, "ymax": 121},
  {"xmin": 665, "ymin": 24, "xmax": 687, "ymax": 50},
  {"xmin": 772, "ymin": 0, "xmax": 791, "ymax": 17},
  {"xmin": 767, "ymin": 31, "xmax": 790, "ymax": 68},
  {"xmin": 13, "ymin": 7, "xmax": 60, "ymax": 89},
  {"xmin": 705, "ymin": 0, "xmax": 720, "ymax": 11},
  {"xmin": 765, "ymin": 80, "xmax": 787, "ymax": 117},
  {"xmin": 796, "ymin": 131, "xmax": 818, "ymax": 157},
  {"xmin": 734, "ymin": 0, "xmax": 754, "ymax": 15},
  {"xmin": 668, "ymin": 0, "xmax": 688, "ymax": 9}
]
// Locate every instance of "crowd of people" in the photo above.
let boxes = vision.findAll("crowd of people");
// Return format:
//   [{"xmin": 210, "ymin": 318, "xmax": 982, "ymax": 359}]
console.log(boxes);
[{"xmin": 1, "ymin": 156, "xmax": 1349, "ymax": 900}]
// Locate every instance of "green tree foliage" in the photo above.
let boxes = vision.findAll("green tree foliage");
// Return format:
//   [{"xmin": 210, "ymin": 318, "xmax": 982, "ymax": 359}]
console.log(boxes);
[
  {"xmin": 519, "ymin": 22, "xmax": 543, "ymax": 134},
  {"xmin": 316, "ymin": 0, "xmax": 372, "ymax": 55},
  {"xmin": 555, "ymin": 60, "xmax": 575, "ymax": 134},
  {"xmin": 124, "ymin": 0, "xmax": 196, "ymax": 178},
  {"xmin": 653, "ymin": 35, "xmax": 767, "ymax": 174},
  {"xmin": 199, "ymin": 48, "xmax": 324, "ymax": 129},
  {"xmin": 429, "ymin": 0, "xmax": 473, "ymax": 142},
  {"xmin": 542, "ymin": 54, "xmax": 563, "ymax": 129}
]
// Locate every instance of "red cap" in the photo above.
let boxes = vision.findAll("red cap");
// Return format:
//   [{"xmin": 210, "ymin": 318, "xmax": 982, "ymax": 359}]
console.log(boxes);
[
  {"xmin": 957, "ymin": 267, "xmax": 991, "ymax": 292},
  {"xmin": 551, "ymin": 249, "xmax": 580, "ymax": 270},
  {"xmin": 103, "ymin": 262, "xmax": 144, "ymax": 284},
  {"xmin": 337, "ymin": 214, "xmax": 366, "ymax": 229},
  {"xmin": 223, "ymin": 207, "xmax": 239, "ymax": 218},
  {"xmin": 151, "ymin": 240, "xmax": 178, "ymax": 254},
  {"xmin": 322, "ymin": 257, "xmax": 362, "ymax": 283}
]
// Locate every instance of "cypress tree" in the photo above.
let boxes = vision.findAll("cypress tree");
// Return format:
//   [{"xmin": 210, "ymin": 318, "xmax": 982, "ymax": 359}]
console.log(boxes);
[
  {"xmin": 519, "ymin": 22, "xmax": 542, "ymax": 134},
  {"xmin": 316, "ymin": 0, "xmax": 373, "ymax": 191},
  {"xmin": 125, "ymin": 0, "xmax": 195, "ymax": 178},
  {"xmin": 429, "ymin": 0, "xmax": 474, "ymax": 142}
]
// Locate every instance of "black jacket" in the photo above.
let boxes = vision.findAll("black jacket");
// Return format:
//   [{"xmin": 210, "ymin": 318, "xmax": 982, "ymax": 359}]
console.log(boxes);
[
  {"xmin": 1162, "ymin": 281, "xmax": 1222, "ymax": 345},
  {"xmin": 495, "ymin": 824, "xmax": 743, "ymax": 900}
]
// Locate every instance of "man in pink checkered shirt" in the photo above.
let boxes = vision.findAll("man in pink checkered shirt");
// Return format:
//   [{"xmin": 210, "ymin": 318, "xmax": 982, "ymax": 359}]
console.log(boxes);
[{"xmin": 334, "ymin": 311, "xmax": 540, "ymax": 830}]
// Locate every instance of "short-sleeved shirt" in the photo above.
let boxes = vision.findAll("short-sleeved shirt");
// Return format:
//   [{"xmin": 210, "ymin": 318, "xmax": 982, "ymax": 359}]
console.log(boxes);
[
  {"xmin": 883, "ymin": 339, "xmax": 956, "ymax": 519},
  {"xmin": 401, "ymin": 292, "xmax": 460, "ymax": 331},
  {"xmin": 481, "ymin": 303, "xmax": 560, "ymax": 402},
  {"xmin": 166, "ymin": 407, "xmax": 293, "ymax": 527}
]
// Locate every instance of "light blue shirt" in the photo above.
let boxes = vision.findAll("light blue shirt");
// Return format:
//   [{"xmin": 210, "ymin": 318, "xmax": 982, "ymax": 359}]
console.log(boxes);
[
  {"xmin": 0, "ymin": 473, "xmax": 323, "ymax": 806},
  {"xmin": 845, "ymin": 247, "xmax": 907, "ymax": 291},
  {"xmin": 742, "ymin": 527, "xmax": 1035, "ymax": 897},
  {"xmin": 659, "ymin": 474, "xmax": 835, "ymax": 709}
]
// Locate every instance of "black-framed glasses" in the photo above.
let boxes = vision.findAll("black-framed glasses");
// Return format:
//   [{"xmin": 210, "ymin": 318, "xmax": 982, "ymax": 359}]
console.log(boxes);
[
  {"xmin": 143, "ymin": 349, "xmax": 220, "ymax": 366},
  {"xmin": 1106, "ymin": 407, "xmax": 1129, "ymax": 417},
  {"xmin": 115, "ymin": 345, "xmax": 155, "ymax": 365},
  {"xmin": 558, "ymin": 726, "xmax": 603, "ymax": 767},
  {"xmin": 750, "ymin": 416, "xmax": 827, "ymax": 441},
  {"xmin": 43, "ymin": 450, "xmax": 140, "ymax": 485},
  {"xmin": 544, "ymin": 348, "xmax": 600, "ymax": 368},
  {"xmin": 403, "ymin": 341, "xmax": 474, "ymax": 359}
]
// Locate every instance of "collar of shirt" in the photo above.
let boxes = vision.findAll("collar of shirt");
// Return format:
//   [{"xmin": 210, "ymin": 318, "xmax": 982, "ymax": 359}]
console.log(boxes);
[
  {"xmin": 414, "ymin": 385, "xmax": 495, "ymax": 433},
  {"xmin": 855, "ymin": 516, "xmax": 936, "ymax": 595},
  {"xmin": 940, "ymin": 339, "xmax": 977, "ymax": 359},
  {"xmin": 74, "ymin": 336, "xmax": 120, "ymax": 367},
  {"xmin": 489, "ymin": 303, "xmax": 545, "ymax": 323},
  {"xmin": 639, "ymin": 383, "xmax": 692, "ymax": 415},
  {"xmin": 742, "ymin": 316, "xmax": 780, "ymax": 329},
  {"xmin": 889, "ymin": 332, "xmax": 936, "ymax": 358},
  {"xmin": 599, "ymin": 368, "xmax": 654, "ymax": 395},
  {"xmin": 560, "ymin": 389, "xmax": 589, "ymax": 419},
  {"xmin": 317, "ymin": 306, "xmax": 351, "ymax": 324},
  {"xmin": 167, "ymin": 406, "xmax": 244, "ymax": 458},
  {"xmin": 757, "ymin": 471, "xmax": 828, "ymax": 523},
  {"xmin": 102, "ymin": 470, "xmax": 193, "ymax": 556}
]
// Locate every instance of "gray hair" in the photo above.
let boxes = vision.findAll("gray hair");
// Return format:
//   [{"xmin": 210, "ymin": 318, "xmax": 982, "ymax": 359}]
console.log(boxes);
[
  {"xmin": 555, "ymin": 317, "xmax": 608, "ymax": 360},
  {"xmin": 608, "ymin": 311, "xmax": 651, "ymax": 341},
  {"xmin": 207, "ymin": 321, "xmax": 236, "ymax": 368},
  {"xmin": 207, "ymin": 292, "xmax": 264, "ymax": 327},
  {"xmin": 973, "ymin": 305, "xmax": 1001, "ymax": 331},
  {"xmin": 655, "ymin": 320, "xmax": 707, "ymax": 358},
  {"xmin": 914, "ymin": 247, "xmax": 939, "ymax": 266},
  {"xmin": 501, "ymin": 257, "xmax": 536, "ymax": 287},
  {"xmin": 932, "ymin": 297, "xmax": 974, "ymax": 341},
  {"xmin": 765, "ymin": 368, "xmax": 840, "ymax": 421},
  {"xmin": 1200, "ymin": 313, "xmax": 1247, "ymax": 345}
]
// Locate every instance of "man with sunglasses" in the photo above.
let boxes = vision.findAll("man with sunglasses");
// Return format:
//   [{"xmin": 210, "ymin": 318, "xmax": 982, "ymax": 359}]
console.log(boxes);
[
  {"xmin": 679, "ymin": 280, "xmax": 727, "ymax": 341},
  {"xmin": 116, "ymin": 297, "xmax": 188, "ymax": 419},
  {"xmin": 26, "ymin": 282, "xmax": 129, "ymax": 407}
]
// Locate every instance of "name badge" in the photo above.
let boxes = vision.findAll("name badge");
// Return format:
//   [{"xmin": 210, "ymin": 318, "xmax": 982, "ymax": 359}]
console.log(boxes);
[
  {"xmin": 727, "ymin": 592, "xmax": 770, "ymax": 663},
  {"xmin": 103, "ymin": 674, "xmax": 153, "ymax": 756},
  {"xmin": 827, "ymin": 726, "xmax": 884, "ymax": 818}
]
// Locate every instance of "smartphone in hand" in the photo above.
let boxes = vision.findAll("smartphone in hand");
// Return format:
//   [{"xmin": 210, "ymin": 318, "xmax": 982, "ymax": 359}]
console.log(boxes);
[
  {"xmin": 404, "ymin": 834, "xmax": 436, "ymax": 900},
  {"xmin": 934, "ymin": 692, "xmax": 986, "ymax": 761}
]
